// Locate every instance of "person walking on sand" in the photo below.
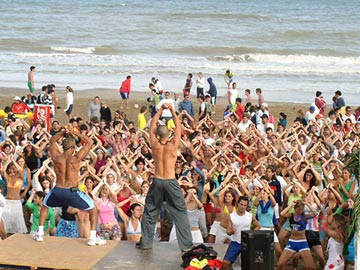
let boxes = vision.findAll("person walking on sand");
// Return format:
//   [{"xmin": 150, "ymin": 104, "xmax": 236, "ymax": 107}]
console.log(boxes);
[
  {"xmin": 196, "ymin": 72, "xmax": 205, "ymax": 98},
  {"xmin": 256, "ymin": 88, "xmax": 265, "ymax": 106},
  {"xmin": 34, "ymin": 128, "xmax": 106, "ymax": 246},
  {"xmin": 183, "ymin": 73, "xmax": 193, "ymax": 96},
  {"xmin": 119, "ymin": 75, "xmax": 132, "ymax": 109},
  {"xmin": 136, "ymin": 103, "xmax": 193, "ymax": 252},
  {"xmin": 64, "ymin": 86, "xmax": 74, "ymax": 119},
  {"xmin": 207, "ymin": 77, "xmax": 218, "ymax": 115},
  {"xmin": 27, "ymin": 66, "xmax": 36, "ymax": 93}
]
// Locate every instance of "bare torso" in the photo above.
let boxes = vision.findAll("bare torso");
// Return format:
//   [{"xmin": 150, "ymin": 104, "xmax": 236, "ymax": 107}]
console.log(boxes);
[
  {"xmin": 52, "ymin": 154, "xmax": 81, "ymax": 188},
  {"xmin": 28, "ymin": 71, "xmax": 34, "ymax": 83},
  {"xmin": 6, "ymin": 176, "xmax": 23, "ymax": 200},
  {"xmin": 151, "ymin": 139, "xmax": 178, "ymax": 179}
]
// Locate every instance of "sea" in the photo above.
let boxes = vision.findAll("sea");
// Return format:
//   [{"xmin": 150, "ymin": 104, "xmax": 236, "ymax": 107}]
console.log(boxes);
[{"xmin": 0, "ymin": 0, "xmax": 359, "ymax": 104}]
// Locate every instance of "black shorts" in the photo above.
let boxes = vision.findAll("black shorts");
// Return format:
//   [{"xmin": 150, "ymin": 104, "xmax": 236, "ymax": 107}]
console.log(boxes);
[{"xmin": 305, "ymin": 230, "xmax": 321, "ymax": 248}]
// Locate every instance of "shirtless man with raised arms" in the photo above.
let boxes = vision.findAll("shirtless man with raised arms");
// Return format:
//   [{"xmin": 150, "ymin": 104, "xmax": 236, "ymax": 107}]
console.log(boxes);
[
  {"xmin": 136, "ymin": 103, "xmax": 193, "ymax": 251},
  {"xmin": 34, "ymin": 128, "xmax": 105, "ymax": 246}
]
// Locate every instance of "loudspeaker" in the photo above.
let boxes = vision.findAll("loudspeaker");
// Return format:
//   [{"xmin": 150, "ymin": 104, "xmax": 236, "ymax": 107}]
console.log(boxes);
[{"xmin": 241, "ymin": 230, "xmax": 274, "ymax": 270}]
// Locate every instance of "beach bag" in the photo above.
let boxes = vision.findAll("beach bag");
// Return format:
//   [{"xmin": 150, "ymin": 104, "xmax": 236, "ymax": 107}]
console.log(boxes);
[{"xmin": 181, "ymin": 244, "xmax": 218, "ymax": 269}]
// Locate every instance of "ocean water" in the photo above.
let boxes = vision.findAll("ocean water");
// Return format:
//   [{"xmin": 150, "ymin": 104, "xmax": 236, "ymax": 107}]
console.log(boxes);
[{"xmin": 0, "ymin": 0, "xmax": 359, "ymax": 104}]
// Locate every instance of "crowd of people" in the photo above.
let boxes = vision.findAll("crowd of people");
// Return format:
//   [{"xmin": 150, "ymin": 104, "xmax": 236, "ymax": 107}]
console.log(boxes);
[{"xmin": 0, "ymin": 71, "xmax": 359, "ymax": 270}]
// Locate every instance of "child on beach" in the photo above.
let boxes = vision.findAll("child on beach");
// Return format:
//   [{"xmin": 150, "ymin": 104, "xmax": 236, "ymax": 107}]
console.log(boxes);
[
  {"xmin": 224, "ymin": 69, "xmax": 234, "ymax": 88},
  {"xmin": 324, "ymin": 213, "xmax": 347, "ymax": 270},
  {"xmin": 183, "ymin": 73, "xmax": 193, "ymax": 96}
]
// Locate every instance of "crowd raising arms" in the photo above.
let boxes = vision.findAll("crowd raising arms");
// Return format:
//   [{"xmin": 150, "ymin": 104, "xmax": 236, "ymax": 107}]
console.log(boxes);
[{"xmin": 0, "ymin": 83, "xmax": 359, "ymax": 269}]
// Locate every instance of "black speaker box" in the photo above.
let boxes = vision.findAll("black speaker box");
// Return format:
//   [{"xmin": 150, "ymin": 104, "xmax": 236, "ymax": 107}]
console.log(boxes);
[{"xmin": 241, "ymin": 230, "xmax": 274, "ymax": 270}]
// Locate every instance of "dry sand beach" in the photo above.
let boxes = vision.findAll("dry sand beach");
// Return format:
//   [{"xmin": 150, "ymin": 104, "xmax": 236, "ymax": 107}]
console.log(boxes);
[{"xmin": 0, "ymin": 87, "xmax": 325, "ymax": 126}]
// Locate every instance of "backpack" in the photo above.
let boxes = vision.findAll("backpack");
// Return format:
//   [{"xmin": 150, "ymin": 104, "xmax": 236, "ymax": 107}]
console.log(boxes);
[{"xmin": 181, "ymin": 244, "xmax": 218, "ymax": 269}]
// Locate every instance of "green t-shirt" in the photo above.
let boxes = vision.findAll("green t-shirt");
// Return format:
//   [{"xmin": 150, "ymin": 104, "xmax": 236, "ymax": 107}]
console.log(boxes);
[
  {"xmin": 26, "ymin": 202, "xmax": 55, "ymax": 232},
  {"xmin": 339, "ymin": 181, "xmax": 353, "ymax": 203}
]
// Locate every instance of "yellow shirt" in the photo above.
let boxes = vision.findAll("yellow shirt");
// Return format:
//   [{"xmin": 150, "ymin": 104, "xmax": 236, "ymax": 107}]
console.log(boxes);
[
  {"xmin": 137, "ymin": 113, "xmax": 147, "ymax": 130},
  {"xmin": 167, "ymin": 118, "xmax": 175, "ymax": 130}
]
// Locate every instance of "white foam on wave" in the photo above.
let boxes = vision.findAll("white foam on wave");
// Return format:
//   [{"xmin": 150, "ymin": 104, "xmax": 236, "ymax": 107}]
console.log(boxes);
[
  {"xmin": 213, "ymin": 53, "xmax": 360, "ymax": 66},
  {"xmin": 50, "ymin": 46, "xmax": 96, "ymax": 54}
]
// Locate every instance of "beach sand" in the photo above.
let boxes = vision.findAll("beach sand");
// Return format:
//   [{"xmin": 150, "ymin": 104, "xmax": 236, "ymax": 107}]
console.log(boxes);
[{"xmin": 0, "ymin": 87, "xmax": 323, "ymax": 126}]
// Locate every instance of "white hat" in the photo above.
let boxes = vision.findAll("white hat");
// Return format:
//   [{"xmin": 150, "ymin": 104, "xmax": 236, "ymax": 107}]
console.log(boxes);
[
  {"xmin": 14, "ymin": 96, "xmax": 21, "ymax": 101},
  {"xmin": 252, "ymin": 179, "xmax": 264, "ymax": 189}
]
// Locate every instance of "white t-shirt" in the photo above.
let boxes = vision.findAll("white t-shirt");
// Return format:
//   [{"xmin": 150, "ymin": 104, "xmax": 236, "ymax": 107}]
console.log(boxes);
[
  {"xmin": 238, "ymin": 120, "xmax": 252, "ymax": 133},
  {"xmin": 305, "ymin": 111, "xmax": 318, "ymax": 123},
  {"xmin": 342, "ymin": 114, "xmax": 356, "ymax": 123},
  {"xmin": 200, "ymin": 102, "xmax": 206, "ymax": 113},
  {"xmin": 196, "ymin": 77, "xmax": 205, "ymax": 89},
  {"xmin": 204, "ymin": 137, "xmax": 215, "ymax": 146},
  {"xmin": 230, "ymin": 211, "xmax": 252, "ymax": 243},
  {"xmin": 257, "ymin": 122, "xmax": 274, "ymax": 134},
  {"xmin": 228, "ymin": 88, "xmax": 237, "ymax": 104},
  {"xmin": 65, "ymin": 92, "xmax": 74, "ymax": 110},
  {"xmin": 157, "ymin": 98, "xmax": 175, "ymax": 118}
]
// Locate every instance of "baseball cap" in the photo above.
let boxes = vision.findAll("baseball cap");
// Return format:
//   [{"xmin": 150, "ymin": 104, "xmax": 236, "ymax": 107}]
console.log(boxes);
[{"xmin": 14, "ymin": 96, "xmax": 21, "ymax": 101}]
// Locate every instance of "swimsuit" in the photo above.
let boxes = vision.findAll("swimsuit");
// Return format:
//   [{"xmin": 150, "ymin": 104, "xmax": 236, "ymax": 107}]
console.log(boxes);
[
  {"xmin": 289, "ymin": 214, "xmax": 307, "ymax": 231},
  {"xmin": 284, "ymin": 214, "xmax": 309, "ymax": 253},
  {"xmin": 126, "ymin": 217, "xmax": 141, "ymax": 235}
]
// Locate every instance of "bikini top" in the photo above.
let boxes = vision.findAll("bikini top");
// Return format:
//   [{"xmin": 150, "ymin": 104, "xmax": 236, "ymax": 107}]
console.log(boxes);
[
  {"xmin": 278, "ymin": 170, "xmax": 290, "ymax": 178},
  {"xmin": 289, "ymin": 214, "xmax": 307, "ymax": 231},
  {"xmin": 126, "ymin": 217, "xmax": 141, "ymax": 235}
]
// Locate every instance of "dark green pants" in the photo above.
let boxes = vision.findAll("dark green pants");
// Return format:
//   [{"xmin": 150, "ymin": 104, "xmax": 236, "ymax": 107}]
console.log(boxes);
[{"xmin": 139, "ymin": 178, "xmax": 192, "ymax": 251}]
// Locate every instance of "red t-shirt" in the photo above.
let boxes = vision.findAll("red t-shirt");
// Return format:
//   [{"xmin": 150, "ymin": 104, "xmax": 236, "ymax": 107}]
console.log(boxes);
[
  {"xmin": 235, "ymin": 104, "xmax": 245, "ymax": 120},
  {"xmin": 120, "ymin": 79, "xmax": 131, "ymax": 93},
  {"xmin": 11, "ymin": 102, "xmax": 30, "ymax": 114}
]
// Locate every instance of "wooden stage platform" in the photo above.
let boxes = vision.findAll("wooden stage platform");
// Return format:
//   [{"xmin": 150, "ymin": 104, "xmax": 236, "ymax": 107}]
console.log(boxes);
[{"xmin": 0, "ymin": 234, "xmax": 228, "ymax": 270}]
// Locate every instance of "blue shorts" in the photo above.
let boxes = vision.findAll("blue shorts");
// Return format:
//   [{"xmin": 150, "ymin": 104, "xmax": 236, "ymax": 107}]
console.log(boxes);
[
  {"xmin": 285, "ymin": 239, "xmax": 310, "ymax": 253},
  {"xmin": 65, "ymin": 104, "xmax": 73, "ymax": 115},
  {"xmin": 44, "ymin": 186, "xmax": 94, "ymax": 211},
  {"xmin": 224, "ymin": 241, "xmax": 241, "ymax": 263},
  {"xmin": 120, "ymin": 92, "xmax": 129, "ymax": 99},
  {"xmin": 56, "ymin": 218, "xmax": 79, "ymax": 238}
]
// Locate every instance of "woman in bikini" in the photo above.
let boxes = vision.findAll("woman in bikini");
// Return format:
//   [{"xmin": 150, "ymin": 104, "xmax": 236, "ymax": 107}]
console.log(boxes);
[
  {"xmin": 117, "ymin": 202, "xmax": 143, "ymax": 242},
  {"xmin": 1, "ymin": 157, "xmax": 27, "ymax": 235},
  {"xmin": 277, "ymin": 201, "xmax": 317, "ymax": 270}
]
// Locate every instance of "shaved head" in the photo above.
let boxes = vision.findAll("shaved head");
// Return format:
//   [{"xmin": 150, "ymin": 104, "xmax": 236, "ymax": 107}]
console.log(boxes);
[
  {"xmin": 156, "ymin": 125, "xmax": 169, "ymax": 139},
  {"xmin": 62, "ymin": 138, "xmax": 76, "ymax": 151}
]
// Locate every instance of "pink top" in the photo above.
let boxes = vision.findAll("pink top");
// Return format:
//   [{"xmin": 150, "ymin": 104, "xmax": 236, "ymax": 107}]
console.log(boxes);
[{"xmin": 98, "ymin": 199, "xmax": 117, "ymax": 224}]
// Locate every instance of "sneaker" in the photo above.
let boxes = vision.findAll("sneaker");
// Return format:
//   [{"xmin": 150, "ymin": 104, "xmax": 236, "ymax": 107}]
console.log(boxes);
[
  {"xmin": 135, "ymin": 242, "xmax": 152, "ymax": 250},
  {"xmin": 87, "ymin": 236, "xmax": 106, "ymax": 246},
  {"xmin": 34, "ymin": 232, "xmax": 44, "ymax": 242}
]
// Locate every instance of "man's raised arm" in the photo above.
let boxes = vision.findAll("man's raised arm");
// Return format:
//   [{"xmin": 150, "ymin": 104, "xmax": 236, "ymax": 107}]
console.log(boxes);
[
  {"xmin": 69, "ymin": 130, "xmax": 93, "ymax": 160},
  {"xmin": 150, "ymin": 106, "xmax": 164, "ymax": 140},
  {"xmin": 49, "ymin": 130, "xmax": 66, "ymax": 157}
]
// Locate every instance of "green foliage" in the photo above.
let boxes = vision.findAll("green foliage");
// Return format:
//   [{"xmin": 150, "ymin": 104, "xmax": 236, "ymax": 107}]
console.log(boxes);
[{"xmin": 347, "ymin": 150, "xmax": 360, "ymax": 233}]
